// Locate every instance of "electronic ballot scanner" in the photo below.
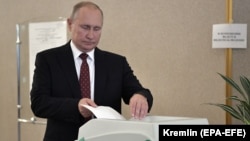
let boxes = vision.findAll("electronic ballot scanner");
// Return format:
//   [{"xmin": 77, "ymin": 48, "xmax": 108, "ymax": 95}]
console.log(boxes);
[{"xmin": 76, "ymin": 115, "xmax": 209, "ymax": 141}]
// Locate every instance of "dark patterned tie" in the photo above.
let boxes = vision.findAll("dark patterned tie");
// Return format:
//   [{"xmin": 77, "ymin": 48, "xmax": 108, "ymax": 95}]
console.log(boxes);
[{"xmin": 79, "ymin": 53, "xmax": 90, "ymax": 98}]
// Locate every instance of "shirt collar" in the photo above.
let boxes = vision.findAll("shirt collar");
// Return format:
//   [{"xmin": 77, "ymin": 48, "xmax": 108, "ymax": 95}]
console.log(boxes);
[{"xmin": 70, "ymin": 41, "xmax": 95, "ymax": 61}]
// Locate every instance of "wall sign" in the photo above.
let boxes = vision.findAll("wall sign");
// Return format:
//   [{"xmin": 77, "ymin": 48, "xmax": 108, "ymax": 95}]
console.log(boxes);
[{"xmin": 212, "ymin": 24, "xmax": 247, "ymax": 48}]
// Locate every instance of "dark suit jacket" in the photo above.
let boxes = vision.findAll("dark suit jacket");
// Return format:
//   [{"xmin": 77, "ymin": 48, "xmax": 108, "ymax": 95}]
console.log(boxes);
[{"xmin": 30, "ymin": 41, "xmax": 153, "ymax": 141}]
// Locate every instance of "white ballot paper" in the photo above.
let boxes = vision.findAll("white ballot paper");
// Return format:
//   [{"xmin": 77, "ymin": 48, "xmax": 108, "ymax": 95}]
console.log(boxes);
[{"xmin": 82, "ymin": 105, "xmax": 126, "ymax": 120}]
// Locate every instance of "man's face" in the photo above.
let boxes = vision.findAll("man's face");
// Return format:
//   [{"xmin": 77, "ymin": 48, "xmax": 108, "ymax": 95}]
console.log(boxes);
[{"xmin": 68, "ymin": 7, "xmax": 103, "ymax": 52}]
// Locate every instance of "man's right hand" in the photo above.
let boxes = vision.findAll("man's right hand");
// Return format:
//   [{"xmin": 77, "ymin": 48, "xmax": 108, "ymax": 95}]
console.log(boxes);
[{"xmin": 78, "ymin": 98, "xmax": 97, "ymax": 118}]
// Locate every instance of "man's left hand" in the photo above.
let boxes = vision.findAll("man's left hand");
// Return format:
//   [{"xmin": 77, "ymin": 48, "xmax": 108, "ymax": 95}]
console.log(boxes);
[{"xmin": 129, "ymin": 94, "xmax": 148, "ymax": 119}]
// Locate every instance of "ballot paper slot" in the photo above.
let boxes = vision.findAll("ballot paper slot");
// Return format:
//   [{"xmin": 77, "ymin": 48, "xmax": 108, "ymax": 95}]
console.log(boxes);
[{"xmin": 130, "ymin": 116, "xmax": 203, "ymax": 123}]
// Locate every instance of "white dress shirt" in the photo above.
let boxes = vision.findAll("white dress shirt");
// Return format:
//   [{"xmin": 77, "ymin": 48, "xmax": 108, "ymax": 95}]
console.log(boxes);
[{"xmin": 70, "ymin": 41, "xmax": 95, "ymax": 100}]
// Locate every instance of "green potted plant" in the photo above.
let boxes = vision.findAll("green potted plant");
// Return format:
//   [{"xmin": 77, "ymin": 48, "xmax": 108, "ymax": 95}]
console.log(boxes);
[{"xmin": 208, "ymin": 73, "xmax": 250, "ymax": 124}]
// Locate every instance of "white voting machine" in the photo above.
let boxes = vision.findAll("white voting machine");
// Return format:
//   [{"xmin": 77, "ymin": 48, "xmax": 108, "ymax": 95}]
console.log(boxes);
[{"xmin": 76, "ymin": 115, "xmax": 209, "ymax": 141}]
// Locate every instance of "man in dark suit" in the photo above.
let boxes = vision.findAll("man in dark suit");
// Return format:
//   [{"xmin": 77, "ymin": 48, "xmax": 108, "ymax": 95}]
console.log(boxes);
[{"xmin": 30, "ymin": 1, "xmax": 153, "ymax": 141}]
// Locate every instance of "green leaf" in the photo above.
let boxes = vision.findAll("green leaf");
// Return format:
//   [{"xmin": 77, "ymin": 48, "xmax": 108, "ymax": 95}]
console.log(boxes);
[
  {"xmin": 240, "ymin": 76, "xmax": 250, "ymax": 104},
  {"xmin": 218, "ymin": 73, "xmax": 244, "ymax": 95},
  {"xmin": 207, "ymin": 103, "xmax": 242, "ymax": 120}
]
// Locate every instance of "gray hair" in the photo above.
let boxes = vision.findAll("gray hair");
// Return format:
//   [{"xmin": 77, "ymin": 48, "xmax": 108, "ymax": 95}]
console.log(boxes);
[{"xmin": 70, "ymin": 1, "xmax": 103, "ymax": 20}]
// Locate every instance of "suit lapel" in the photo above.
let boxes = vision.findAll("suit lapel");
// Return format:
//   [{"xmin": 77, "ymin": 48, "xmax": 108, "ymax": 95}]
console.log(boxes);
[
  {"xmin": 55, "ymin": 46, "xmax": 109, "ymax": 100},
  {"xmin": 57, "ymin": 42, "xmax": 81, "ymax": 98},
  {"xmin": 94, "ymin": 48, "xmax": 108, "ymax": 103}
]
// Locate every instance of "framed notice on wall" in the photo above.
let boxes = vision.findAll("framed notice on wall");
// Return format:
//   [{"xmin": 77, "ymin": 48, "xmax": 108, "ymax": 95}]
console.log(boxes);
[{"xmin": 29, "ymin": 20, "xmax": 67, "ymax": 89}]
